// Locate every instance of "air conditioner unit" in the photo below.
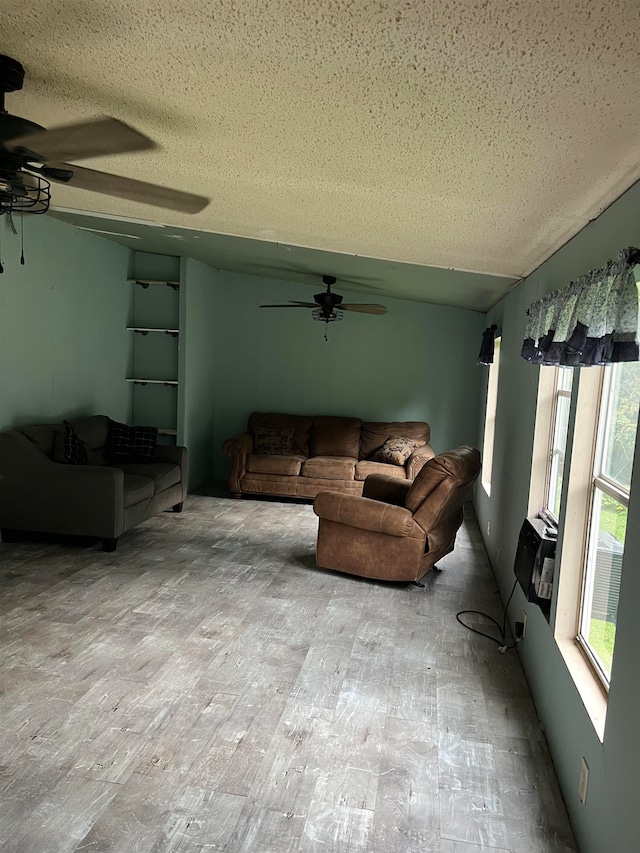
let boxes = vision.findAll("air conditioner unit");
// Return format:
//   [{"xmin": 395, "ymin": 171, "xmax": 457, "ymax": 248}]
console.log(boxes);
[{"xmin": 514, "ymin": 517, "xmax": 557, "ymax": 609}]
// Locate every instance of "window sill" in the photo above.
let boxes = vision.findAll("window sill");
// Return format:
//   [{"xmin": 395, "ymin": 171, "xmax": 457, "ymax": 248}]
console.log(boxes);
[{"xmin": 556, "ymin": 636, "xmax": 607, "ymax": 742}]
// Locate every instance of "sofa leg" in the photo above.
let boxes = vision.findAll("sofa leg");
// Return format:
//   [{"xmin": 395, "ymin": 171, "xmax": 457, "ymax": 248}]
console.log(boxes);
[
  {"xmin": 103, "ymin": 537, "xmax": 118, "ymax": 552},
  {"xmin": 231, "ymin": 493, "xmax": 242, "ymax": 499},
  {"xmin": 172, "ymin": 502, "xmax": 184, "ymax": 513},
  {"xmin": 432, "ymin": 564, "xmax": 443, "ymax": 573}
]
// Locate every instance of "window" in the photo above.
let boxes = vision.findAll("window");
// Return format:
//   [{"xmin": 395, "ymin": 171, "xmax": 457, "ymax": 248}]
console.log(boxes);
[
  {"xmin": 481, "ymin": 336, "xmax": 501, "ymax": 493},
  {"xmin": 577, "ymin": 361, "xmax": 639, "ymax": 685},
  {"xmin": 545, "ymin": 369, "xmax": 573, "ymax": 521}
]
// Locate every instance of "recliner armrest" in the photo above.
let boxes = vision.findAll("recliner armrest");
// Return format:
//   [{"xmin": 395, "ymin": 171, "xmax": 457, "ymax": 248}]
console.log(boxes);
[
  {"xmin": 362, "ymin": 474, "xmax": 412, "ymax": 505},
  {"xmin": 313, "ymin": 490, "xmax": 422, "ymax": 539}
]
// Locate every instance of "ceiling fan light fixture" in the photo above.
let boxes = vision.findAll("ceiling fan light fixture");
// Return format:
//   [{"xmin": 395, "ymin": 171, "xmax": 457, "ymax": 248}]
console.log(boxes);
[
  {"xmin": 312, "ymin": 307, "xmax": 343, "ymax": 323},
  {"xmin": 0, "ymin": 170, "xmax": 50, "ymax": 214}
]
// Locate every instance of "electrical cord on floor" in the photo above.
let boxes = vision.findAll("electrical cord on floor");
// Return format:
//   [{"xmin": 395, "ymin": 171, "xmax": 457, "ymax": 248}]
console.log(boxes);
[{"xmin": 456, "ymin": 577, "xmax": 520, "ymax": 653}]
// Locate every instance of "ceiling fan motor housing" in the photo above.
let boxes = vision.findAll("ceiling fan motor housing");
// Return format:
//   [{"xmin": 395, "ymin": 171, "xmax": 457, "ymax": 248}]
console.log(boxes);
[
  {"xmin": 0, "ymin": 54, "xmax": 25, "ymax": 101},
  {"xmin": 314, "ymin": 290, "xmax": 343, "ymax": 306}
]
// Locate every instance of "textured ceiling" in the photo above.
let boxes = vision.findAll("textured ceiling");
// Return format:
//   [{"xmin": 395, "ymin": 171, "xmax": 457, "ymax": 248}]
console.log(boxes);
[{"xmin": 3, "ymin": 0, "xmax": 640, "ymax": 307}]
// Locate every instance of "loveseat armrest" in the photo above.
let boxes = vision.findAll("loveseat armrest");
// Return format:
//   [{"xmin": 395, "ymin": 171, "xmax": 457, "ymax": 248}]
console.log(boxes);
[
  {"xmin": 222, "ymin": 433, "xmax": 253, "ymax": 495},
  {"xmin": 0, "ymin": 431, "xmax": 125, "ymax": 538},
  {"xmin": 313, "ymin": 490, "xmax": 422, "ymax": 539},
  {"xmin": 406, "ymin": 443, "xmax": 436, "ymax": 480},
  {"xmin": 154, "ymin": 444, "xmax": 189, "ymax": 496},
  {"xmin": 363, "ymin": 474, "xmax": 412, "ymax": 506}
]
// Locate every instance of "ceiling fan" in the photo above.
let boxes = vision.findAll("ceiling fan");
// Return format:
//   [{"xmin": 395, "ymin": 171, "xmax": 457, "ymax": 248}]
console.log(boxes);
[
  {"xmin": 260, "ymin": 275, "xmax": 387, "ymax": 327},
  {"xmin": 0, "ymin": 54, "xmax": 209, "ymax": 219}
]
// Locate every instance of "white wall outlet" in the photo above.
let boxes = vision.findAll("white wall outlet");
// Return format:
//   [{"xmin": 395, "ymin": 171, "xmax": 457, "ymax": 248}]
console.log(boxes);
[
  {"xmin": 578, "ymin": 757, "xmax": 589, "ymax": 805},
  {"xmin": 487, "ymin": 520, "xmax": 491, "ymax": 536}
]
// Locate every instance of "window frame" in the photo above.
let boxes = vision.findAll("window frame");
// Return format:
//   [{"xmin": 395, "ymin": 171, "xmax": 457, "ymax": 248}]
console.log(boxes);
[
  {"xmin": 575, "ymin": 362, "xmax": 634, "ymax": 690},
  {"xmin": 481, "ymin": 335, "xmax": 501, "ymax": 495},
  {"xmin": 543, "ymin": 368, "xmax": 573, "ymax": 523}
]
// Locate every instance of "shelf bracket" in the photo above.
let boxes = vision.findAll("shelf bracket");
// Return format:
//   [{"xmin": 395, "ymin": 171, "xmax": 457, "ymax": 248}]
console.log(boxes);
[
  {"xmin": 165, "ymin": 330, "xmax": 179, "ymax": 338},
  {"xmin": 134, "ymin": 280, "xmax": 150, "ymax": 289},
  {"xmin": 167, "ymin": 282, "xmax": 180, "ymax": 291},
  {"xmin": 134, "ymin": 329, "xmax": 149, "ymax": 336},
  {"xmin": 133, "ymin": 380, "xmax": 148, "ymax": 386}
]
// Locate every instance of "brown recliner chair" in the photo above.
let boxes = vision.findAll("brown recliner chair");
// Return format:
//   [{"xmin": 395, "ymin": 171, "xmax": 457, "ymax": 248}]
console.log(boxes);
[{"xmin": 313, "ymin": 446, "xmax": 481, "ymax": 582}]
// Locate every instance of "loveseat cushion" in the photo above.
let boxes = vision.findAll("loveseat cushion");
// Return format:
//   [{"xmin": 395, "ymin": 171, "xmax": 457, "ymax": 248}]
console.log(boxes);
[
  {"xmin": 123, "ymin": 474, "xmax": 155, "ymax": 507},
  {"xmin": 360, "ymin": 421, "xmax": 431, "ymax": 459},
  {"xmin": 116, "ymin": 462, "xmax": 180, "ymax": 495},
  {"xmin": 246, "ymin": 454, "xmax": 306, "ymax": 476},
  {"xmin": 18, "ymin": 424, "xmax": 59, "ymax": 457},
  {"xmin": 355, "ymin": 460, "xmax": 409, "ymax": 481},
  {"xmin": 248, "ymin": 412, "xmax": 313, "ymax": 456},
  {"xmin": 310, "ymin": 416, "xmax": 361, "ymax": 458},
  {"xmin": 302, "ymin": 456, "xmax": 356, "ymax": 480},
  {"xmin": 71, "ymin": 415, "xmax": 111, "ymax": 465}
]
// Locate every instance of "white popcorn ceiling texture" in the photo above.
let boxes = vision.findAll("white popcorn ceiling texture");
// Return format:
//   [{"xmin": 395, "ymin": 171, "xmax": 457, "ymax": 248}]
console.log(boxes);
[{"xmin": 2, "ymin": 0, "xmax": 640, "ymax": 290}]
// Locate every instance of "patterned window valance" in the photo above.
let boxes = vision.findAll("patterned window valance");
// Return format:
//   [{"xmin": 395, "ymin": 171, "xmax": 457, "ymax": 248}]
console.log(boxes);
[{"xmin": 521, "ymin": 247, "xmax": 640, "ymax": 366}]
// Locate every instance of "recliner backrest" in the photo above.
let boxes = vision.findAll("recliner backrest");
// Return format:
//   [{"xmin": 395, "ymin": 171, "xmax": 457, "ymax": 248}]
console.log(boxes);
[{"xmin": 406, "ymin": 446, "xmax": 481, "ymax": 548}]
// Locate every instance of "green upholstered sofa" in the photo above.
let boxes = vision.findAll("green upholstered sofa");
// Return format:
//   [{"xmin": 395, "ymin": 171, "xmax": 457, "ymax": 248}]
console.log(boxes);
[{"xmin": 0, "ymin": 415, "xmax": 188, "ymax": 551}]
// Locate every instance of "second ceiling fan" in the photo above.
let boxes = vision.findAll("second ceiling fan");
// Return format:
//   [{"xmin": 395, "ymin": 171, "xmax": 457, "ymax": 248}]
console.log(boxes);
[{"xmin": 260, "ymin": 275, "xmax": 387, "ymax": 326}]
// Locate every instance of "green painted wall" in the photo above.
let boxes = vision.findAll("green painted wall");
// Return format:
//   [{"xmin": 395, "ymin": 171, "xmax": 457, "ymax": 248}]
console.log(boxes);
[
  {"xmin": 0, "ymin": 215, "xmax": 131, "ymax": 430},
  {"xmin": 475, "ymin": 181, "xmax": 640, "ymax": 852},
  {"xmin": 179, "ymin": 258, "xmax": 217, "ymax": 489},
  {"xmin": 209, "ymin": 270, "xmax": 485, "ymax": 479}
]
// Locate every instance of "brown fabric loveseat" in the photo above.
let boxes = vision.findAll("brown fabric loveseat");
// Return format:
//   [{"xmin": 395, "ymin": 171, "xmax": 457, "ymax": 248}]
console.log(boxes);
[
  {"xmin": 222, "ymin": 412, "xmax": 435, "ymax": 500},
  {"xmin": 313, "ymin": 445, "xmax": 481, "ymax": 582},
  {"xmin": 0, "ymin": 415, "xmax": 188, "ymax": 552}
]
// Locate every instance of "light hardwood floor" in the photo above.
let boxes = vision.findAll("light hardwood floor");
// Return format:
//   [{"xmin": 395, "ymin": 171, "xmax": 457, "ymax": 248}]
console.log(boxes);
[{"xmin": 0, "ymin": 487, "xmax": 577, "ymax": 852}]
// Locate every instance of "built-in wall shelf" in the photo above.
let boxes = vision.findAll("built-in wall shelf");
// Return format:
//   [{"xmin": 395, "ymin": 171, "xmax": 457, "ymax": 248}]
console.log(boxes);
[
  {"xmin": 128, "ymin": 255, "xmax": 181, "ymax": 445},
  {"xmin": 127, "ymin": 278, "xmax": 180, "ymax": 291},
  {"xmin": 127, "ymin": 327, "xmax": 179, "ymax": 337},
  {"xmin": 126, "ymin": 378, "xmax": 178, "ymax": 386}
]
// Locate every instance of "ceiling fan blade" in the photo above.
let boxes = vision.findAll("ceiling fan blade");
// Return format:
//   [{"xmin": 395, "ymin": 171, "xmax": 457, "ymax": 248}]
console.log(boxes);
[
  {"xmin": 6, "ymin": 116, "xmax": 157, "ymax": 163},
  {"xmin": 341, "ymin": 304, "xmax": 387, "ymax": 315},
  {"xmin": 259, "ymin": 303, "xmax": 315, "ymax": 308},
  {"xmin": 46, "ymin": 162, "xmax": 209, "ymax": 213}
]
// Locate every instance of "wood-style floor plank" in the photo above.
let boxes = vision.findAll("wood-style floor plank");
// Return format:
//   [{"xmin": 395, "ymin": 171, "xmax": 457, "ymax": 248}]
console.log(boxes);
[{"xmin": 0, "ymin": 489, "xmax": 577, "ymax": 852}]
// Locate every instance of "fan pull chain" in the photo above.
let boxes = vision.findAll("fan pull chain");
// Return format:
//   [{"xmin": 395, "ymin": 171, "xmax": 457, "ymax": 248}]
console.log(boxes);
[
  {"xmin": 20, "ymin": 211, "xmax": 25, "ymax": 265},
  {"xmin": 0, "ymin": 218, "xmax": 4, "ymax": 274}
]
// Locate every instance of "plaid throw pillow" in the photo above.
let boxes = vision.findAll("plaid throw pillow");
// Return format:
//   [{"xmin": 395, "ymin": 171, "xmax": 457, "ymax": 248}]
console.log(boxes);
[
  {"xmin": 53, "ymin": 421, "xmax": 87, "ymax": 465},
  {"xmin": 107, "ymin": 420, "xmax": 158, "ymax": 463}
]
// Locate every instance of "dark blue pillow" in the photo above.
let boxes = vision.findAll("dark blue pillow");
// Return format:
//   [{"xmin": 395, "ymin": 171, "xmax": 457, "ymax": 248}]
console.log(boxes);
[{"xmin": 107, "ymin": 420, "xmax": 158, "ymax": 463}]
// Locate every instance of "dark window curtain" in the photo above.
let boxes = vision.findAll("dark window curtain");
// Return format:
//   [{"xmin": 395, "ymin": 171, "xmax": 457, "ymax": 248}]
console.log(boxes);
[
  {"xmin": 521, "ymin": 247, "xmax": 640, "ymax": 366},
  {"xmin": 477, "ymin": 324, "xmax": 498, "ymax": 364}
]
